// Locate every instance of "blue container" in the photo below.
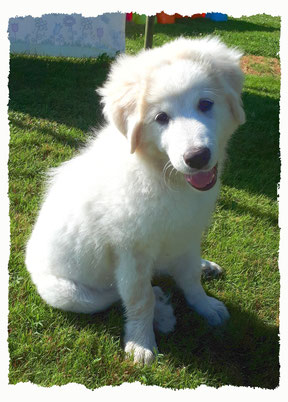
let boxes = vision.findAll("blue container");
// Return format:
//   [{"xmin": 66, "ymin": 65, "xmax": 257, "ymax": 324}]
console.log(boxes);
[{"xmin": 206, "ymin": 12, "xmax": 228, "ymax": 22}]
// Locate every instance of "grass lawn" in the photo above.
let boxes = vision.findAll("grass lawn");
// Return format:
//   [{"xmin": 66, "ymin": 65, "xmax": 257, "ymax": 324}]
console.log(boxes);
[{"xmin": 8, "ymin": 14, "xmax": 280, "ymax": 389}]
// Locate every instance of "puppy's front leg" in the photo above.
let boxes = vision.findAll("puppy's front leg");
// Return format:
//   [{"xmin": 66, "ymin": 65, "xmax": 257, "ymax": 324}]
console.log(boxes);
[
  {"xmin": 172, "ymin": 251, "xmax": 230, "ymax": 326},
  {"xmin": 116, "ymin": 252, "xmax": 157, "ymax": 365}
]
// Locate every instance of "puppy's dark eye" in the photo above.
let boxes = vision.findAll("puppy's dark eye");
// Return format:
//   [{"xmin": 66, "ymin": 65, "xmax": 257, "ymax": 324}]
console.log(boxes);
[
  {"xmin": 155, "ymin": 112, "xmax": 170, "ymax": 125},
  {"xmin": 198, "ymin": 99, "xmax": 214, "ymax": 113}
]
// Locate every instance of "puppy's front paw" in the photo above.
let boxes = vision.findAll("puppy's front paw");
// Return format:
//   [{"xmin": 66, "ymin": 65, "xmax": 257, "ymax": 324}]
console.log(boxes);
[
  {"xmin": 191, "ymin": 296, "xmax": 230, "ymax": 326},
  {"xmin": 124, "ymin": 341, "xmax": 157, "ymax": 365},
  {"xmin": 124, "ymin": 319, "xmax": 158, "ymax": 365}
]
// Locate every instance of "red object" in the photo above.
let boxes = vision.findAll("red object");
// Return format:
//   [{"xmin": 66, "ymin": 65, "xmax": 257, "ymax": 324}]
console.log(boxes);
[
  {"xmin": 126, "ymin": 12, "xmax": 133, "ymax": 21},
  {"xmin": 174, "ymin": 13, "xmax": 183, "ymax": 19},
  {"xmin": 192, "ymin": 13, "xmax": 206, "ymax": 19},
  {"xmin": 156, "ymin": 12, "xmax": 175, "ymax": 24}
]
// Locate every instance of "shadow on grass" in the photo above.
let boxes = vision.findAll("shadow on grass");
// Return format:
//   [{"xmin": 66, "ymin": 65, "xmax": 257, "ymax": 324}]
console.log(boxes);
[
  {"xmin": 59, "ymin": 284, "xmax": 279, "ymax": 389},
  {"xmin": 222, "ymin": 92, "xmax": 280, "ymax": 201},
  {"xmin": 9, "ymin": 54, "xmax": 109, "ymax": 133},
  {"xmin": 126, "ymin": 17, "xmax": 279, "ymax": 41},
  {"xmin": 159, "ymin": 290, "xmax": 279, "ymax": 389}
]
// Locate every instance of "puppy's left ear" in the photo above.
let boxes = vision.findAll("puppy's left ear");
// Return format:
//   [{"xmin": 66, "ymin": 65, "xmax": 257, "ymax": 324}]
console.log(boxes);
[
  {"xmin": 219, "ymin": 60, "xmax": 246, "ymax": 125},
  {"xmin": 220, "ymin": 57, "xmax": 246, "ymax": 125},
  {"xmin": 226, "ymin": 87, "xmax": 246, "ymax": 126},
  {"xmin": 210, "ymin": 39, "xmax": 246, "ymax": 125},
  {"xmin": 97, "ymin": 54, "xmax": 145, "ymax": 153}
]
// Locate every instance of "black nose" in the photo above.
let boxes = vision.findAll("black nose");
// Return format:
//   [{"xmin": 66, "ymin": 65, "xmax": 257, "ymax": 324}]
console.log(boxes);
[{"xmin": 183, "ymin": 147, "xmax": 211, "ymax": 170}]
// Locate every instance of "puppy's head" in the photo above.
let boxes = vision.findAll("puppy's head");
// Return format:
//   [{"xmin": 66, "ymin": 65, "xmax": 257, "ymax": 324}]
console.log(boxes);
[{"xmin": 98, "ymin": 37, "xmax": 245, "ymax": 190}]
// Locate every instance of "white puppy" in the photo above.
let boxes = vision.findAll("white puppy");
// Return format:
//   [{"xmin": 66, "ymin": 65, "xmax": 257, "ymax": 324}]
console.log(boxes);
[{"xmin": 26, "ymin": 37, "xmax": 245, "ymax": 365}]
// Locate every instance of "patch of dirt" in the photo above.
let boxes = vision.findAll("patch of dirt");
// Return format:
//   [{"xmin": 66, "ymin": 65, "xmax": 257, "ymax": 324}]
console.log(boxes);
[{"xmin": 241, "ymin": 55, "xmax": 280, "ymax": 77}]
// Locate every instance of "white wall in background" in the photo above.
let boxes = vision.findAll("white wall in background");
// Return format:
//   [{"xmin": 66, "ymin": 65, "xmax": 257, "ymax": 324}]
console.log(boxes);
[{"xmin": 8, "ymin": 13, "xmax": 126, "ymax": 57}]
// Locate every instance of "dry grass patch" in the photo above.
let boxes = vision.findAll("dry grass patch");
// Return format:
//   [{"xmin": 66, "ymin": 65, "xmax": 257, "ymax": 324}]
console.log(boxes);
[{"xmin": 241, "ymin": 55, "xmax": 280, "ymax": 77}]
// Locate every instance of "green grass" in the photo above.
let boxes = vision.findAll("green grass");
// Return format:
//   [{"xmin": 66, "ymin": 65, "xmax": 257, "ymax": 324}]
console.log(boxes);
[
  {"xmin": 126, "ymin": 14, "xmax": 280, "ymax": 57},
  {"xmin": 8, "ymin": 14, "xmax": 280, "ymax": 389}
]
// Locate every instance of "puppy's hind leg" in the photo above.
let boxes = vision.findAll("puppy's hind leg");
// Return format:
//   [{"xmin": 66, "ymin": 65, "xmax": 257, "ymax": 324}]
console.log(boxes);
[
  {"xmin": 201, "ymin": 259, "xmax": 223, "ymax": 279},
  {"xmin": 153, "ymin": 286, "xmax": 176, "ymax": 334},
  {"xmin": 30, "ymin": 273, "xmax": 120, "ymax": 314}
]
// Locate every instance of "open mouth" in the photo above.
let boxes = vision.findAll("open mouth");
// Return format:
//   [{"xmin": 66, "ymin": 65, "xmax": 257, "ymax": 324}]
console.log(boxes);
[{"xmin": 184, "ymin": 164, "xmax": 218, "ymax": 191}]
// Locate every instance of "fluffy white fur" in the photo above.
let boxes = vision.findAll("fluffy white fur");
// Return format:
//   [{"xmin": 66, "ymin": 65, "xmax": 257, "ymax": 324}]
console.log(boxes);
[{"xmin": 25, "ymin": 37, "xmax": 245, "ymax": 365}]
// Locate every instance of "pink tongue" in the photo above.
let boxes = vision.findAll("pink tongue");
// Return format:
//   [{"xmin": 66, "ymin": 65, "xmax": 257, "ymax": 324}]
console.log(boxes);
[{"xmin": 185, "ymin": 168, "xmax": 215, "ymax": 189}]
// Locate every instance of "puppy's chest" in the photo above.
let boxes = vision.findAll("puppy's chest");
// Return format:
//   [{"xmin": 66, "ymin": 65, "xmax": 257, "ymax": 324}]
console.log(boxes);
[
  {"xmin": 139, "ymin": 190, "xmax": 213, "ymax": 257},
  {"xmin": 157, "ymin": 205, "xmax": 201, "ymax": 255}
]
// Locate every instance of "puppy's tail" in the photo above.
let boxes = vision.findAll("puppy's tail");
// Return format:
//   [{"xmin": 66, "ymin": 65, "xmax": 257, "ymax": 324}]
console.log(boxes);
[{"xmin": 30, "ymin": 273, "xmax": 119, "ymax": 314}]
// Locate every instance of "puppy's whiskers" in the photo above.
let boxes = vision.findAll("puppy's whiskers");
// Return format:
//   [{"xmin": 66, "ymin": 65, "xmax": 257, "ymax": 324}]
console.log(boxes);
[{"xmin": 162, "ymin": 161, "xmax": 179, "ymax": 192}]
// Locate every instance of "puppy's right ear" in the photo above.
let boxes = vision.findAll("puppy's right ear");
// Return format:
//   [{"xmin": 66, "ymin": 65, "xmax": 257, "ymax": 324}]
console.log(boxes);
[
  {"xmin": 97, "ymin": 54, "xmax": 145, "ymax": 153},
  {"xmin": 126, "ymin": 117, "xmax": 143, "ymax": 154}
]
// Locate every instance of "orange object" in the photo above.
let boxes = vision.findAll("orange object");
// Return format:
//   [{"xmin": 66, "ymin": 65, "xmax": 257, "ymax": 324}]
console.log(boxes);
[{"xmin": 156, "ymin": 12, "xmax": 175, "ymax": 24}]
